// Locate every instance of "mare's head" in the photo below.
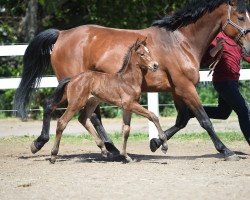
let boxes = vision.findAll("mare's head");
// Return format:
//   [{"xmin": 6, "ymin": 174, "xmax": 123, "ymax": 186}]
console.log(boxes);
[
  {"xmin": 222, "ymin": 0, "xmax": 250, "ymax": 55},
  {"xmin": 132, "ymin": 38, "xmax": 159, "ymax": 72}
]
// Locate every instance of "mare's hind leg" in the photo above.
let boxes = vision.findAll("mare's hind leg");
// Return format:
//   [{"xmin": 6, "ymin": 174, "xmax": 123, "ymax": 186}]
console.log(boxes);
[
  {"xmin": 121, "ymin": 110, "xmax": 132, "ymax": 162},
  {"xmin": 78, "ymin": 98, "xmax": 109, "ymax": 157},
  {"xmin": 31, "ymin": 94, "xmax": 67, "ymax": 154},
  {"xmin": 150, "ymin": 98, "xmax": 190, "ymax": 152},
  {"xmin": 90, "ymin": 108, "xmax": 120, "ymax": 154}
]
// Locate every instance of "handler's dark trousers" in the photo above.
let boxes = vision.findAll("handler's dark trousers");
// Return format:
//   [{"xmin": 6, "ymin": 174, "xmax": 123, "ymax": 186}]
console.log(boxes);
[{"xmin": 191, "ymin": 80, "xmax": 250, "ymax": 145}]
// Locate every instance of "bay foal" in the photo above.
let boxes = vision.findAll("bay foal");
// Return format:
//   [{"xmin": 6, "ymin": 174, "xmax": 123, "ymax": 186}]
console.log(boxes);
[{"xmin": 50, "ymin": 39, "xmax": 161, "ymax": 163}]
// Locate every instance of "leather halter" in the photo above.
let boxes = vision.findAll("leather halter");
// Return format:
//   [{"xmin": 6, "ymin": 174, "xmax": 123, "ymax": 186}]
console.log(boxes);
[{"xmin": 222, "ymin": 4, "xmax": 250, "ymax": 43}]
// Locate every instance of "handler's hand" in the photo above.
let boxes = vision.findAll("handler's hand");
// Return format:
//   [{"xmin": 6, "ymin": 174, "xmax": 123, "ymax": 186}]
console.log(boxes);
[{"xmin": 210, "ymin": 38, "xmax": 224, "ymax": 57}]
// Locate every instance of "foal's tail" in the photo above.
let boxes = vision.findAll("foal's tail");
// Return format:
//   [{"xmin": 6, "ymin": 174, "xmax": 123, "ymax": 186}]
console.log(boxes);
[
  {"xmin": 50, "ymin": 78, "xmax": 71, "ymax": 105},
  {"xmin": 14, "ymin": 28, "xmax": 60, "ymax": 119}
]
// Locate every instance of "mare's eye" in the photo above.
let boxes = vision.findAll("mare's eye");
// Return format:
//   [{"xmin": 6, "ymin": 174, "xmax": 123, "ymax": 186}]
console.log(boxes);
[{"xmin": 238, "ymin": 17, "xmax": 245, "ymax": 22}]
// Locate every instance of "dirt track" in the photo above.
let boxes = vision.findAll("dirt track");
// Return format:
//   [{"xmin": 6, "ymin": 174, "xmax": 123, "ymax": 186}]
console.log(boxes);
[{"xmin": 0, "ymin": 117, "xmax": 250, "ymax": 200}]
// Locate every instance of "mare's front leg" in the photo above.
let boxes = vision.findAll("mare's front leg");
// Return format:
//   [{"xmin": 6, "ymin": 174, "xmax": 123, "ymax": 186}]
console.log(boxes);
[
  {"xmin": 128, "ymin": 102, "xmax": 168, "ymax": 154},
  {"xmin": 121, "ymin": 110, "xmax": 133, "ymax": 162},
  {"xmin": 31, "ymin": 94, "xmax": 66, "ymax": 154},
  {"xmin": 171, "ymin": 83, "xmax": 237, "ymax": 160}
]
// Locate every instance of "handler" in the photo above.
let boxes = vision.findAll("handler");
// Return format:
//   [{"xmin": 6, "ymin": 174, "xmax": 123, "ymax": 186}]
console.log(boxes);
[{"xmin": 191, "ymin": 31, "xmax": 250, "ymax": 145}]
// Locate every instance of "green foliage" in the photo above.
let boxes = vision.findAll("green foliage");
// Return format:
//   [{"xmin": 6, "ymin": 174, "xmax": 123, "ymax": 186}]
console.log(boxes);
[
  {"xmin": 196, "ymin": 82, "xmax": 218, "ymax": 105},
  {"xmin": 0, "ymin": 89, "xmax": 15, "ymax": 115},
  {"xmin": 37, "ymin": 0, "xmax": 166, "ymax": 29}
]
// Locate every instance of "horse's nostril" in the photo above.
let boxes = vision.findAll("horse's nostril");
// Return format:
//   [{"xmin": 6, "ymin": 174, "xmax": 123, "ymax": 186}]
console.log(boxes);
[{"xmin": 154, "ymin": 64, "xmax": 158, "ymax": 69}]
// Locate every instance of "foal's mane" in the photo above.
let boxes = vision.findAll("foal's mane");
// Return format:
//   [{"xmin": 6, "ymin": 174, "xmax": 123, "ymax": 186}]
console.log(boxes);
[
  {"xmin": 152, "ymin": 0, "xmax": 247, "ymax": 31},
  {"xmin": 117, "ymin": 40, "xmax": 141, "ymax": 74}
]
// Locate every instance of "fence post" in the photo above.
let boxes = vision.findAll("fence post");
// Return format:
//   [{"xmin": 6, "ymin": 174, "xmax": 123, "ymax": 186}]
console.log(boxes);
[{"xmin": 147, "ymin": 92, "xmax": 159, "ymax": 139}]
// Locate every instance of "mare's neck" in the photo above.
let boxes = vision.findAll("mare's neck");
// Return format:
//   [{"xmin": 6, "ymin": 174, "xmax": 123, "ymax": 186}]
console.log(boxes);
[{"xmin": 177, "ymin": 4, "xmax": 226, "ymax": 62}]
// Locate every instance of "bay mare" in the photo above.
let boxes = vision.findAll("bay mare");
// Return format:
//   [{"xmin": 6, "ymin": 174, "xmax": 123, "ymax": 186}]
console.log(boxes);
[
  {"xmin": 15, "ymin": 0, "xmax": 250, "ymax": 160},
  {"xmin": 49, "ymin": 39, "xmax": 160, "ymax": 163}
]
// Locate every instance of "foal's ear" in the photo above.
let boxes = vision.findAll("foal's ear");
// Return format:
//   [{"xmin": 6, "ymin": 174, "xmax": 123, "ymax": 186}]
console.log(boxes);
[{"xmin": 141, "ymin": 37, "xmax": 147, "ymax": 46}]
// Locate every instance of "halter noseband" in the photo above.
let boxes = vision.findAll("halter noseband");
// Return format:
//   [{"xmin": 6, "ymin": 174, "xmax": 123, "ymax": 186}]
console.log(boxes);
[{"xmin": 222, "ymin": 4, "xmax": 250, "ymax": 43}]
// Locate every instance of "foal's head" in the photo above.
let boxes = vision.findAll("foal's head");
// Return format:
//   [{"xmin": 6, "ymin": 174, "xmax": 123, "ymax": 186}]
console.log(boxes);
[
  {"xmin": 132, "ymin": 38, "xmax": 159, "ymax": 72},
  {"xmin": 119, "ymin": 38, "xmax": 159, "ymax": 74}
]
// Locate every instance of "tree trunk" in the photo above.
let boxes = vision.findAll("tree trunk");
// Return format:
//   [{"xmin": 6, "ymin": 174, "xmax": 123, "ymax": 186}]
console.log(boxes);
[{"xmin": 19, "ymin": 0, "xmax": 38, "ymax": 42}]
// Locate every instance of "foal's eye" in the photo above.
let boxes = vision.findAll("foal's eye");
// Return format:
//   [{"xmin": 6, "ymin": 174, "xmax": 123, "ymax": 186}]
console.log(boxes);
[{"xmin": 238, "ymin": 17, "xmax": 245, "ymax": 22}]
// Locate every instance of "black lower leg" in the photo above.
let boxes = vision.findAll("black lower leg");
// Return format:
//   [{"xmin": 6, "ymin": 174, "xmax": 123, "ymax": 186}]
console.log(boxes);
[
  {"xmin": 150, "ymin": 105, "xmax": 190, "ymax": 152},
  {"xmin": 197, "ymin": 111, "xmax": 235, "ymax": 158},
  {"xmin": 31, "ymin": 100, "xmax": 53, "ymax": 153},
  {"xmin": 90, "ymin": 113, "xmax": 120, "ymax": 154}
]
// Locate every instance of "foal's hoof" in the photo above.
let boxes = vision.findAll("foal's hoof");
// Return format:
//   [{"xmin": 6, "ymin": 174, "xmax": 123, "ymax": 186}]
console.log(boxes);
[
  {"xmin": 50, "ymin": 156, "xmax": 57, "ymax": 164},
  {"xmin": 224, "ymin": 154, "xmax": 240, "ymax": 161},
  {"xmin": 150, "ymin": 138, "xmax": 162, "ymax": 152},
  {"xmin": 161, "ymin": 145, "xmax": 168, "ymax": 154},
  {"xmin": 30, "ymin": 140, "xmax": 39, "ymax": 154}
]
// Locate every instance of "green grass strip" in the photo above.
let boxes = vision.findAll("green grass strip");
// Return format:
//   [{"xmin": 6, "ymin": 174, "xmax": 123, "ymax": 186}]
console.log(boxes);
[{"xmin": 0, "ymin": 131, "xmax": 245, "ymax": 144}]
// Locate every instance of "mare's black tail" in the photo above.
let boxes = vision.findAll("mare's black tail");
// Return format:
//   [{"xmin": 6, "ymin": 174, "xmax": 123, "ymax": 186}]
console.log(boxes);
[{"xmin": 14, "ymin": 28, "xmax": 60, "ymax": 119}]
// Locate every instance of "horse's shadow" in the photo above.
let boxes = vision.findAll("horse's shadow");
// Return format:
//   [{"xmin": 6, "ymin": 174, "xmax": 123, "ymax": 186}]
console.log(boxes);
[{"xmin": 18, "ymin": 150, "xmax": 249, "ymax": 164}]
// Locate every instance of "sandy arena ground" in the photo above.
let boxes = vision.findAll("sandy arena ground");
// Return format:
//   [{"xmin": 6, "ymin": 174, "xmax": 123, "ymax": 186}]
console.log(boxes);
[{"xmin": 0, "ymin": 117, "xmax": 249, "ymax": 200}]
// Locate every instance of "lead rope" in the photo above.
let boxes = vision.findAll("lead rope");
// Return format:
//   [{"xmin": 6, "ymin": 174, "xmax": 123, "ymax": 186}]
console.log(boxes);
[{"xmin": 207, "ymin": 48, "xmax": 223, "ymax": 76}]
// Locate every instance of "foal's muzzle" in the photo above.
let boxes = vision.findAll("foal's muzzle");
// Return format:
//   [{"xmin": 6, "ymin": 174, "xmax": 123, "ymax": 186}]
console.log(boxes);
[{"xmin": 151, "ymin": 62, "xmax": 159, "ymax": 72}]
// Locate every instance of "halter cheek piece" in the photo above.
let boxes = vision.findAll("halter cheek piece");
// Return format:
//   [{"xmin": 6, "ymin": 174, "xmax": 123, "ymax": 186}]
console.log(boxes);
[{"xmin": 222, "ymin": 4, "xmax": 250, "ymax": 43}]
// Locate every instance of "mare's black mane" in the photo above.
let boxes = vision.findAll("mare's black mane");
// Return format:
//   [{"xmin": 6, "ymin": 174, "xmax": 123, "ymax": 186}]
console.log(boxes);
[{"xmin": 152, "ymin": 0, "xmax": 248, "ymax": 31}]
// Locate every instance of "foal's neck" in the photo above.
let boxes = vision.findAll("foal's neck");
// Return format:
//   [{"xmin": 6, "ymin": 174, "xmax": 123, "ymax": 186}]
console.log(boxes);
[{"xmin": 119, "ymin": 52, "xmax": 143, "ymax": 90}]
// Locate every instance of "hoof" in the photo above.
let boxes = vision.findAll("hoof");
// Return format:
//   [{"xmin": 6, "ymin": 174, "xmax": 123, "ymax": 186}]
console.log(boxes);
[
  {"xmin": 150, "ymin": 138, "xmax": 162, "ymax": 152},
  {"xmin": 224, "ymin": 154, "xmax": 240, "ymax": 161},
  {"xmin": 161, "ymin": 147, "xmax": 168, "ymax": 154},
  {"xmin": 104, "ymin": 142, "xmax": 120, "ymax": 156},
  {"xmin": 50, "ymin": 156, "xmax": 57, "ymax": 164},
  {"xmin": 30, "ymin": 141, "xmax": 39, "ymax": 154},
  {"xmin": 101, "ymin": 149, "xmax": 109, "ymax": 158}
]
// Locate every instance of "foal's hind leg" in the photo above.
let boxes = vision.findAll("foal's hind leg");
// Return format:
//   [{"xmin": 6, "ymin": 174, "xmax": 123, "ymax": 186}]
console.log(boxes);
[
  {"xmin": 121, "ymin": 110, "xmax": 133, "ymax": 162},
  {"xmin": 31, "ymin": 94, "xmax": 66, "ymax": 154},
  {"xmin": 78, "ymin": 98, "xmax": 109, "ymax": 157},
  {"xmin": 50, "ymin": 103, "xmax": 81, "ymax": 163}
]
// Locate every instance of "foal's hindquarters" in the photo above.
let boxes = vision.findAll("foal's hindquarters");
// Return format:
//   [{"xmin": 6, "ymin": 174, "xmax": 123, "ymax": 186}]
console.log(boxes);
[{"xmin": 50, "ymin": 75, "xmax": 106, "ymax": 163}]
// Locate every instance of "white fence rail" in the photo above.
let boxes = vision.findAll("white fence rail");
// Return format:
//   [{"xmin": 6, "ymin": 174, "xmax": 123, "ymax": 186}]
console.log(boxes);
[{"xmin": 1, "ymin": 45, "xmax": 250, "ymax": 139}]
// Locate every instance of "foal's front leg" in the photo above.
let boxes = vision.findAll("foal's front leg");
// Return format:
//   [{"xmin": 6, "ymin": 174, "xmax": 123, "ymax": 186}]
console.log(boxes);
[
  {"xmin": 78, "ymin": 98, "xmax": 109, "ymax": 157},
  {"xmin": 128, "ymin": 102, "xmax": 168, "ymax": 154},
  {"xmin": 121, "ymin": 110, "xmax": 132, "ymax": 162},
  {"xmin": 150, "ymin": 97, "xmax": 190, "ymax": 152}
]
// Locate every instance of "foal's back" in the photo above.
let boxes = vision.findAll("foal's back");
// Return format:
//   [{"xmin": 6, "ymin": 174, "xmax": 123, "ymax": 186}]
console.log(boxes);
[{"xmin": 67, "ymin": 70, "xmax": 138, "ymax": 108}]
